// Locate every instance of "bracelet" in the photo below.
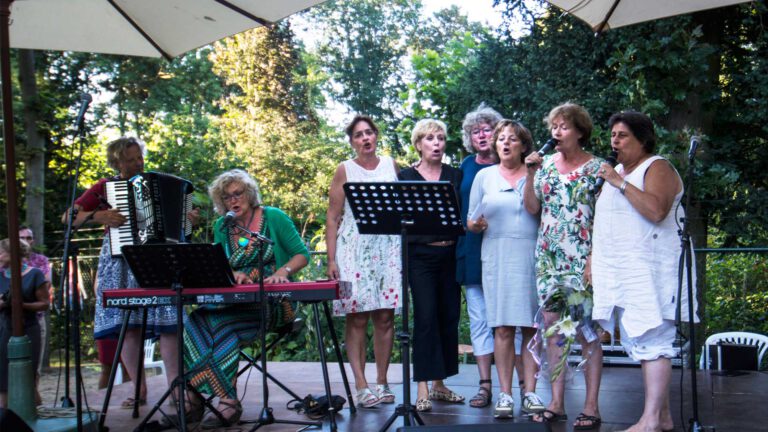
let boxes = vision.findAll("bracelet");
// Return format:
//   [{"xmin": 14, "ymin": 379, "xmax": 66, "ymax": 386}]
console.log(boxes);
[{"xmin": 619, "ymin": 180, "xmax": 629, "ymax": 195}]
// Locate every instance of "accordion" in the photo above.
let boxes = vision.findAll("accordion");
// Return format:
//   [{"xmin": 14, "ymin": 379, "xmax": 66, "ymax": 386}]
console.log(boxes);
[{"xmin": 105, "ymin": 172, "xmax": 194, "ymax": 257}]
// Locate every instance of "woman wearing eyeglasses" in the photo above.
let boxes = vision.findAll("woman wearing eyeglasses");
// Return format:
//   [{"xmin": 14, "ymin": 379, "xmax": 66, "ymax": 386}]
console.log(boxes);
[
  {"xmin": 326, "ymin": 115, "xmax": 401, "ymax": 408},
  {"xmin": 181, "ymin": 169, "xmax": 309, "ymax": 428},
  {"xmin": 456, "ymin": 103, "xmax": 502, "ymax": 409}
]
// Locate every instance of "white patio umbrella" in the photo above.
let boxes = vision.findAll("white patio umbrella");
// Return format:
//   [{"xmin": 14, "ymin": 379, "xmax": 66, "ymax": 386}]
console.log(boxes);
[
  {"xmin": 0, "ymin": 0, "xmax": 328, "ymax": 422},
  {"xmin": 546, "ymin": 0, "xmax": 753, "ymax": 34},
  {"xmin": 8, "ymin": 0, "xmax": 326, "ymax": 59}
]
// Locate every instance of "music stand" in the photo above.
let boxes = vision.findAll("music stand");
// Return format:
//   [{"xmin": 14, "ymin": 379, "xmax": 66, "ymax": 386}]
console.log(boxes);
[
  {"xmin": 343, "ymin": 181, "xmax": 464, "ymax": 430},
  {"xmin": 121, "ymin": 243, "xmax": 234, "ymax": 432}
]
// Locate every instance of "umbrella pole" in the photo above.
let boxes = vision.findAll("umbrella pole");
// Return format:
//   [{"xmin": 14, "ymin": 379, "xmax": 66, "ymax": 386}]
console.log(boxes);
[{"xmin": 2, "ymin": 0, "xmax": 38, "ymax": 424}]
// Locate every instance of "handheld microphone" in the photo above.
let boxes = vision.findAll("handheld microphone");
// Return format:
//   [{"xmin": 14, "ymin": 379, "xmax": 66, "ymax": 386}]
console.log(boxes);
[
  {"xmin": 593, "ymin": 150, "xmax": 618, "ymax": 193},
  {"xmin": 526, "ymin": 138, "xmax": 558, "ymax": 167},
  {"xmin": 688, "ymin": 136, "xmax": 700, "ymax": 161},
  {"xmin": 73, "ymin": 93, "xmax": 93, "ymax": 133}
]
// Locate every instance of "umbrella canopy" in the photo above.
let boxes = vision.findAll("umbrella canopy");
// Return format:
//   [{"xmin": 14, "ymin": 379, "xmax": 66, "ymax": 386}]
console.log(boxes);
[
  {"xmin": 546, "ymin": 0, "xmax": 753, "ymax": 33},
  {"xmin": 9, "ymin": 0, "xmax": 325, "ymax": 59}
]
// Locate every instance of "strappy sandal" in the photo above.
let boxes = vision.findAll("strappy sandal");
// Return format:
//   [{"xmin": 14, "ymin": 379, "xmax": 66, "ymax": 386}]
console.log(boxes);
[
  {"xmin": 200, "ymin": 400, "xmax": 242, "ymax": 429},
  {"xmin": 429, "ymin": 387, "xmax": 465, "ymax": 403},
  {"xmin": 120, "ymin": 397, "xmax": 146, "ymax": 409},
  {"xmin": 375, "ymin": 384, "xmax": 396, "ymax": 404},
  {"xmin": 573, "ymin": 412, "xmax": 602, "ymax": 430},
  {"xmin": 161, "ymin": 396, "xmax": 205, "ymax": 426},
  {"xmin": 532, "ymin": 409, "xmax": 568, "ymax": 423},
  {"xmin": 356, "ymin": 387, "xmax": 382, "ymax": 408},
  {"xmin": 469, "ymin": 379, "xmax": 492, "ymax": 408}
]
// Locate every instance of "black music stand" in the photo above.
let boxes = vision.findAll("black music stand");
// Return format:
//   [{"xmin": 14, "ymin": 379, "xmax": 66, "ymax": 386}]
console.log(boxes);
[
  {"xmin": 121, "ymin": 243, "xmax": 234, "ymax": 432},
  {"xmin": 343, "ymin": 181, "xmax": 464, "ymax": 430}
]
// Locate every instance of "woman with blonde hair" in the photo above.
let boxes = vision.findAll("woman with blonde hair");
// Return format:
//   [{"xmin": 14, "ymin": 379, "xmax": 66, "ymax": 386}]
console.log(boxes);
[{"xmin": 398, "ymin": 119, "xmax": 464, "ymax": 412}]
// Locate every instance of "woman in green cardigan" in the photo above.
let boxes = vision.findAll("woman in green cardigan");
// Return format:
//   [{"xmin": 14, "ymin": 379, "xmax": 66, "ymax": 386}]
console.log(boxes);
[{"xmin": 182, "ymin": 169, "xmax": 309, "ymax": 429}]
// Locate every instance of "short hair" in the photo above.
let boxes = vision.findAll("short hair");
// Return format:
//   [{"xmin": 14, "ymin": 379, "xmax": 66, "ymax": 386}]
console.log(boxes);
[
  {"xmin": 492, "ymin": 120, "xmax": 534, "ymax": 163},
  {"xmin": 106, "ymin": 137, "xmax": 146, "ymax": 171},
  {"xmin": 461, "ymin": 103, "xmax": 503, "ymax": 153},
  {"xmin": 345, "ymin": 115, "xmax": 379, "ymax": 139},
  {"xmin": 0, "ymin": 238, "xmax": 31, "ymax": 259},
  {"xmin": 544, "ymin": 102, "xmax": 593, "ymax": 147},
  {"xmin": 411, "ymin": 119, "xmax": 447, "ymax": 150},
  {"xmin": 608, "ymin": 111, "xmax": 657, "ymax": 154},
  {"xmin": 208, "ymin": 169, "xmax": 262, "ymax": 216},
  {"xmin": 18, "ymin": 226, "xmax": 32, "ymax": 235}
]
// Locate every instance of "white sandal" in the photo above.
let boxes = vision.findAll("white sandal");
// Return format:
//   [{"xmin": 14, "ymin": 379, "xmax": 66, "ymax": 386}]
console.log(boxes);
[
  {"xmin": 356, "ymin": 387, "xmax": 382, "ymax": 408},
  {"xmin": 375, "ymin": 384, "xmax": 395, "ymax": 404}
]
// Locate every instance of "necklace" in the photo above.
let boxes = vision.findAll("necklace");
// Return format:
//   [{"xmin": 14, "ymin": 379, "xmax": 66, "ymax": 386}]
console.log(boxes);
[
  {"xmin": 235, "ymin": 208, "xmax": 258, "ymax": 247},
  {"xmin": 2, "ymin": 262, "xmax": 28, "ymax": 278}
]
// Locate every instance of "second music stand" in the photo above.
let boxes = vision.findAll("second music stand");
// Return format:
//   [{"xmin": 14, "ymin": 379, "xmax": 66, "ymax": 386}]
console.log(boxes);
[{"xmin": 343, "ymin": 181, "xmax": 464, "ymax": 430}]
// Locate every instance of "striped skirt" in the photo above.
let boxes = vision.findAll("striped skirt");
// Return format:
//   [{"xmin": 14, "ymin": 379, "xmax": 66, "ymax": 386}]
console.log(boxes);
[{"xmin": 183, "ymin": 300, "xmax": 294, "ymax": 399}]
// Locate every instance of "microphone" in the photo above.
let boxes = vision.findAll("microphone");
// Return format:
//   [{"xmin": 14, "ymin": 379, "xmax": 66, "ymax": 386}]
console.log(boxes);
[
  {"xmin": 593, "ymin": 150, "xmax": 618, "ymax": 193},
  {"xmin": 526, "ymin": 138, "xmax": 558, "ymax": 167},
  {"xmin": 73, "ymin": 93, "xmax": 93, "ymax": 132},
  {"xmin": 223, "ymin": 210, "xmax": 237, "ymax": 227},
  {"xmin": 688, "ymin": 136, "xmax": 700, "ymax": 161}
]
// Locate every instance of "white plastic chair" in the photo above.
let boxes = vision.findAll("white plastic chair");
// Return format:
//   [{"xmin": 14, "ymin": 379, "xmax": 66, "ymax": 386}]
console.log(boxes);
[
  {"xmin": 114, "ymin": 339, "xmax": 166, "ymax": 384},
  {"xmin": 699, "ymin": 331, "xmax": 768, "ymax": 370}
]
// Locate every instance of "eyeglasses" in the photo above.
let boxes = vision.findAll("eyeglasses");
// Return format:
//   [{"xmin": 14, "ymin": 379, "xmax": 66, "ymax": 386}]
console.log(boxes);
[
  {"xmin": 20, "ymin": 236, "xmax": 33, "ymax": 241},
  {"xmin": 471, "ymin": 128, "xmax": 493, "ymax": 136},
  {"xmin": 222, "ymin": 190, "xmax": 245, "ymax": 202}
]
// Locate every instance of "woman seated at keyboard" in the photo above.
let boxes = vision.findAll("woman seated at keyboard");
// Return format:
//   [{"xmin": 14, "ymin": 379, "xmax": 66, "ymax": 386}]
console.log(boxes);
[{"xmin": 182, "ymin": 169, "xmax": 309, "ymax": 428}]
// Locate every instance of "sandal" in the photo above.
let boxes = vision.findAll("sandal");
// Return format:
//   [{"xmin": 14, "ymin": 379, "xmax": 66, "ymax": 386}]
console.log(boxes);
[
  {"xmin": 201, "ymin": 400, "xmax": 242, "ymax": 429},
  {"xmin": 160, "ymin": 397, "xmax": 205, "ymax": 426},
  {"xmin": 469, "ymin": 379, "xmax": 492, "ymax": 408},
  {"xmin": 120, "ymin": 397, "xmax": 146, "ymax": 409},
  {"xmin": 415, "ymin": 398, "xmax": 432, "ymax": 412},
  {"xmin": 356, "ymin": 387, "xmax": 382, "ymax": 408},
  {"xmin": 573, "ymin": 412, "xmax": 602, "ymax": 430},
  {"xmin": 376, "ymin": 384, "xmax": 396, "ymax": 404},
  {"xmin": 429, "ymin": 387, "xmax": 465, "ymax": 403},
  {"xmin": 532, "ymin": 409, "xmax": 568, "ymax": 423}
]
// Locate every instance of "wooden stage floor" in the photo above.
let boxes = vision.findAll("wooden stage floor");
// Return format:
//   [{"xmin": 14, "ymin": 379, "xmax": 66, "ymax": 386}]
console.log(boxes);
[{"xmin": 89, "ymin": 362, "xmax": 766, "ymax": 432}]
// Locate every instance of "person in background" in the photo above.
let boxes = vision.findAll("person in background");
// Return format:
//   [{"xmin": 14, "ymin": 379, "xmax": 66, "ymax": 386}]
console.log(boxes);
[
  {"xmin": 0, "ymin": 239, "xmax": 50, "ymax": 408},
  {"xmin": 467, "ymin": 120, "xmax": 543, "ymax": 418},
  {"xmin": 456, "ymin": 103, "xmax": 502, "ymax": 409},
  {"xmin": 523, "ymin": 103, "xmax": 604, "ymax": 429},
  {"xmin": 591, "ymin": 111, "xmax": 697, "ymax": 432},
  {"xmin": 326, "ymin": 115, "xmax": 400, "ymax": 408},
  {"xmin": 398, "ymin": 119, "xmax": 464, "ymax": 412}
]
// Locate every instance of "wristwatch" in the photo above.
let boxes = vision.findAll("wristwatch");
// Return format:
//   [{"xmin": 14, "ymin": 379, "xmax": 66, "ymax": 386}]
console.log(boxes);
[{"xmin": 282, "ymin": 266, "xmax": 293, "ymax": 275}]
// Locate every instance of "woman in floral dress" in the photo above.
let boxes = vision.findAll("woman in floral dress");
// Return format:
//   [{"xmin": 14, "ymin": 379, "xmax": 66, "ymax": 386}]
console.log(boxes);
[
  {"xmin": 326, "ymin": 115, "xmax": 401, "ymax": 408},
  {"xmin": 523, "ymin": 103, "xmax": 604, "ymax": 429}
]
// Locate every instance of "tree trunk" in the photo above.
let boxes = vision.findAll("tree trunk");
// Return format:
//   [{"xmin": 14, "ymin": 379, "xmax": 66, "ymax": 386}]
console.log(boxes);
[{"xmin": 18, "ymin": 48, "xmax": 50, "ymax": 369}]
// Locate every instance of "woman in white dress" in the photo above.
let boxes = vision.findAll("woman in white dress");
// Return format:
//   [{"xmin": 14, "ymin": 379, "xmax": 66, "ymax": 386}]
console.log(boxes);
[
  {"xmin": 467, "ymin": 120, "xmax": 543, "ymax": 418},
  {"xmin": 326, "ymin": 115, "xmax": 401, "ymax": 408},
  {"xmin": 591, "ymin": 111, "xmax": 697, "ymax": 432}
]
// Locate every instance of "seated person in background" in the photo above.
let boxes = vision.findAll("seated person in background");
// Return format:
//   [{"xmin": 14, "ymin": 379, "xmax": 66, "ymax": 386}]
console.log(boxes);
[{"xmin": 182, "ymin": 169, "xmax": 309, "ymax": 429}]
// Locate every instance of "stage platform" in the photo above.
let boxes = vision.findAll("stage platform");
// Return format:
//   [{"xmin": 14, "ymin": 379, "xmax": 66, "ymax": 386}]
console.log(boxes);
[{"xmin": 85, "ymin": 362, "xmax": 765, "ymax": 431}]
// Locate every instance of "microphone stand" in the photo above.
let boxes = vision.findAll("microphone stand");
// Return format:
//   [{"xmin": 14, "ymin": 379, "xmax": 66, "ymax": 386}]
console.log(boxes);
[
  {"xmin": 227, "ymin": 221, "xmax": 320, "ymax": 431},
  {"xmin": 676, "ymin": 140, "xmax": 704, "ymax": 432},
  {"xmin": 57, "ymin": 96, "xmax": 93, "ymax": 431}
]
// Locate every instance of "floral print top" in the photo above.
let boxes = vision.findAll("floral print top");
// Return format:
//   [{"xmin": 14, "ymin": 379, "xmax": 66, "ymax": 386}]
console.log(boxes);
[{"xmin": 534, "ymin": 154, "xmax": 603, "ymax": 307}]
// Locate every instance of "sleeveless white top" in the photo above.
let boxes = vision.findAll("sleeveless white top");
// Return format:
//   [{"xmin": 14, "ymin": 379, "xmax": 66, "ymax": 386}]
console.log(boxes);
[{"xmin": 592, "ymin": 156, "xmax": 698, "ymax": 337}]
